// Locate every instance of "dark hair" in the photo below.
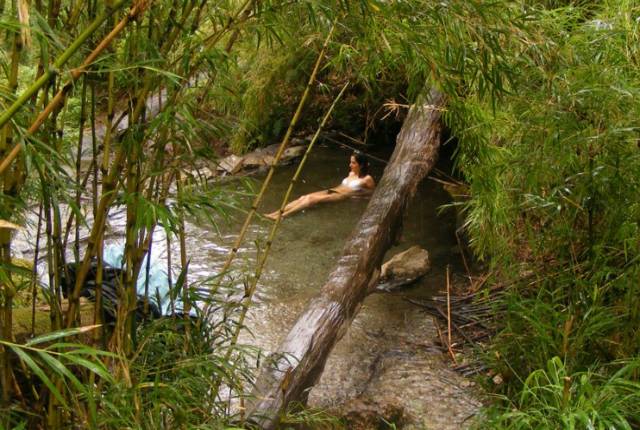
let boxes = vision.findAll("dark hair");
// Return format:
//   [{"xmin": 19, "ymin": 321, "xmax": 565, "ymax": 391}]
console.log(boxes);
[{"xmin": 352, "ymin": 151, "xmax": 369, "ymax": 177}]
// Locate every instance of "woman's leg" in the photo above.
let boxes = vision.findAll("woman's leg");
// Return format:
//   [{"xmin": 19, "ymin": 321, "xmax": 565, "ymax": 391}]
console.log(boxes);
[
  {"xmin": 280, "ymin": 191, "xmax": 345, "ymax": 217},
  {"xmin": 265, "ymin": 190, "xmax": 345, "ymax": 219},
  {"xmin": 264, "ymin": 194, "xmax": 313, "ymax": 220}
]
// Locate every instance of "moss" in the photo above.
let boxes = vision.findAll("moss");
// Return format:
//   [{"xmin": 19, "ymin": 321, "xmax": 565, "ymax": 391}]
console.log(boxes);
[{"xmin": 11, "ymin": 300, "xmax": 95, "ymax": 342}]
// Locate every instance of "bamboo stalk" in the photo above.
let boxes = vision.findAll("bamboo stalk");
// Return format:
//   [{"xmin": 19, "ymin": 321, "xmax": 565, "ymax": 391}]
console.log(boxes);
[
  {"xmin": 166, "ymin": 233, "xmax": 175, "ymax": 315},
  {"xmin": 120, "ymin": 18, "xmax": 144, "ymax": 356},
  {"xmin": 93, "ymin": 62, "xmax": 117, "ymax": 347},
  {"xmin": 30, "ymin": 204, "xmax": 44, "ymax": 336},
  {"xmin": 176, "ymin": 172, "xmax": 190, "ymax": 313},
  {"xmin": 74, "ymin": 77, "xmax": 89, "ymax": 262},
  {"xmin": 442, "ymin": 265, "xmax": 459, "ymax": 365},
  {"xmin": 223, "ymin": 83, "xmax": 349, "ymax": 349},
  {"xmin": 65, "ymin": 0, "xmax": 208, "ymax": 327},
  {"xmin": 0, "ymin": 238, "xmax": 14, "ymax": 405},
  {"xmin": 65, "ymin": 67, "xmax": 157, "ymax": 325},
  {"xmin": 446, "ymin": 264, "xmax": 452, "ymax": 350},
  {"xmin": 0, "ymin": 0, "xmax": 129, "ymax": 133},
  {"xmin": 1, "ymin": 0, "xmax": 26, "ymax": 406},
  {"xmin": 434, "ymin": 316, "xmax": 456, "ymax": 362},
  {"xmin": 89, "ymin": 82, "xmax": 99, "ymax": 216},
  {"xmin": 0, "ymin": 0, "xmax": 145, "ymax": 176},
  {"xmin": 47, "ymin": 0, "xmax": 61, "ymax": 27},
  {"xmin": 205, "ymin": 21, "xmax": 337, "ymax": 315}
]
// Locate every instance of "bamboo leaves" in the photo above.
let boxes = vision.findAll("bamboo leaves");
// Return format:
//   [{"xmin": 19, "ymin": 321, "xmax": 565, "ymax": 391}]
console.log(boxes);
[{"xmin": 1, "ymin": 326, "xmax": 114, "ymax": 412}]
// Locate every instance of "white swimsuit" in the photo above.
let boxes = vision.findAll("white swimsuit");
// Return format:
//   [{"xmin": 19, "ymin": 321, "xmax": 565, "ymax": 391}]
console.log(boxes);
[{"xmin": 341, "ymin": 176, "xmax": 365, "ymax": 191}]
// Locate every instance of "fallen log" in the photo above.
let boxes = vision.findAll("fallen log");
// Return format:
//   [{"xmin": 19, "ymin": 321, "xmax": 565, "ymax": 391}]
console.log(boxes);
[{"xmin": 246, "ymin": 89, "xmax": 446, "ymax": 428}]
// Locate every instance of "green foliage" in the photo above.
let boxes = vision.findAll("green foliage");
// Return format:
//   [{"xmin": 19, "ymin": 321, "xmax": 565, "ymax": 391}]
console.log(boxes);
[
  {"xmin": 97, "ymin": 316, "xmax": 254, "ymax": 429},
  {"xmin": 0, "ymin": 326, "xmax": 114, "ymax": 428},
  {"xmin": 451, "ymin": 1, "xmax": 640, "ymax": 427},
  {"xmin": 2, "ymin": 0, "xmax": 639, "ymax": 428},
  {"xmin": 481, "ymin": 357, "xmax": 640, "ymax": 429}
]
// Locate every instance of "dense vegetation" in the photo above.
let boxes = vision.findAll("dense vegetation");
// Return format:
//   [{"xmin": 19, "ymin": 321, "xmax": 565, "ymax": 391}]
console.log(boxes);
[{"xmin": 0, "ymin": 0, "xmax": 639, "ymax": 428}]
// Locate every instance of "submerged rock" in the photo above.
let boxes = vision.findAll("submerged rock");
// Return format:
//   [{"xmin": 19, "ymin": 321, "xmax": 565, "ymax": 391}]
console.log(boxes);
[
  {"xmin": 335, "ymin": 397, "xmax": 407, "ymax": 429},
  {"xmin": 217, "ymin": 154, "xmax": 244, "ymax": 174}
]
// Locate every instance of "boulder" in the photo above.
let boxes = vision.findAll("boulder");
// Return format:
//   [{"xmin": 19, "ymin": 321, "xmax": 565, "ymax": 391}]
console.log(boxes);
[
  {"xmin": 215, "ymin": 143, "xmax": 308, "ymax": 175},
  {"xmin": 217, "ymin": 154, "xmax": 244, "ymax": 174},
  {"xmin": 242, "ymin": 145, "xmax": 306, "ymax": 169},
  {"xmin": 282, "ymin": 145, "xmax": 306, "ymax": 161},
  {"xmin": 242, "ymin": 152, "xmax": 270, "ymax": 168},
  {"xmin": 378, "ymin": 246, "xmax": 431, "ymax": 291}
]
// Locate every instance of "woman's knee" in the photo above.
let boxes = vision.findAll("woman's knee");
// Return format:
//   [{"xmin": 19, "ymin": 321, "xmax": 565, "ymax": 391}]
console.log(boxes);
[{"xmin": 306, "ymin": 194, "xmax": 322, "ymax": 205}]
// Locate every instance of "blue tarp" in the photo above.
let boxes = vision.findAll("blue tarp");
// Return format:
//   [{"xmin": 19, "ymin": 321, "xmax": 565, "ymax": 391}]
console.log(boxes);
[{"xmin": 103, "ymin": 243, "xmax": 191, "ymax": 316}]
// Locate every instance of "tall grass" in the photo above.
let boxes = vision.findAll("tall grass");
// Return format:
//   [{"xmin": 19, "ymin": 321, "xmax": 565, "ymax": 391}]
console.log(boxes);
[
  {"xmin": 452, "ymin": 2, "xmax": 640, "ymax": 427},
  {"xmin": 482, "ymin": 357, "xmax": 640, "ymax": 430}
]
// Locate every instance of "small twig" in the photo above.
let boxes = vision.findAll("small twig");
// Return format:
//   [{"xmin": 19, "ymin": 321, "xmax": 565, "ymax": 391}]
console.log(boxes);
[
  {"xmin": 446, "ymin": 265, "xmax": 453, "ymax": 350},
  {"xmin": 338, "ymin": 131, "xmax": 365, "ymax": 145},
  {"xmin": 435, "ymin": 306, "xmax": 478, "ymax": 347},
  {"xmin": 455, "ymin": 230, "xmax": 473, "ymax": 288},
  {"xmin": 433, "ymin": 316, "xmax": 457, "ymax": 364}
]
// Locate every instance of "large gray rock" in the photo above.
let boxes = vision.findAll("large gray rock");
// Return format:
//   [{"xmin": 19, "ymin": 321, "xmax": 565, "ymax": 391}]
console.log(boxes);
[
  {"xmin": 242, "ymin": 152, "xmax": 273, "ymax": 169},
  {"xmin": 242, "ymin": 144, "xmax": 306, "ymax": 169},
  {"xmin": 282, "ymin": 145, "xmax": 306, "ymax": 160},
  {"xmin": 378, "ymin": 246, "xmax": 431, "ymax": 291}
]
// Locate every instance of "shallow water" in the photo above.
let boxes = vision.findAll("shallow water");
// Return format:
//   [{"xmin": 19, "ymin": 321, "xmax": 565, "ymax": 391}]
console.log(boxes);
[
  {"xmin": 14, "ymin": 144, "xmax": 481, "ymax": 428},
  {"xmin": 203, "ymin": 145, "xmax": 481, "ymax": 428}
]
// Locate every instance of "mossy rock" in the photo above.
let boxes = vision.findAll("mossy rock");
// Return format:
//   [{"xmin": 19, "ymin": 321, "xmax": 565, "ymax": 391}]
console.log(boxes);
[{"xmin": 11, "ymin": 300, "xmax": 95, "ymax": 342}]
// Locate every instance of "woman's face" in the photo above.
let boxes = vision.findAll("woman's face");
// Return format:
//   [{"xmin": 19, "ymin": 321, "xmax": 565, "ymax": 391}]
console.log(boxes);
[{"xmin": 349, "ymin": 156, "xmax": 360, "ymax": 175}]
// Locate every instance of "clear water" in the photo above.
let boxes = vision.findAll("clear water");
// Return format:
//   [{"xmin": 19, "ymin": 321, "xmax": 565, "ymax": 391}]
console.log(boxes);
[
  {"xmin": 205, "ymin": 144, "xmax": 481, "ymax": 428},
  {"xmin": 14, "ymin": 143, "xmax": 481, "ymax": 428}
]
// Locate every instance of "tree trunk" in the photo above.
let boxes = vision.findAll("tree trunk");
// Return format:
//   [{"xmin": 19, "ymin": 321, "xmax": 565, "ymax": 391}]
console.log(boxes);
[{"xmin": 246, "ymin": 89, "xmax": 447, "ymax": 428}]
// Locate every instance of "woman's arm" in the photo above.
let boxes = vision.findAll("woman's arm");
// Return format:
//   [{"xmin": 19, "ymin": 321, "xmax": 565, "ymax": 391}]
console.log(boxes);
[{"xmin": 363, "ymin": 175, "xmax": 376, "ymax": 190}]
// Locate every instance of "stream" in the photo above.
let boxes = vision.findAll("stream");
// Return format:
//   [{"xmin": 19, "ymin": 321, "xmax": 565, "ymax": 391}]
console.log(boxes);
[
  {"xmin": 13, "ymin": 143, "xmax": 481, "ymax": 429},
  {"xmin": 206, "ymin": 144, "xmax": 481, "ymax": 428}
]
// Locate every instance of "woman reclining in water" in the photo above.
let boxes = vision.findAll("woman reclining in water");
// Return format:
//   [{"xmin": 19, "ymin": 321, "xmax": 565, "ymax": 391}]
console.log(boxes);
[{"xmin": 265, "ymin": 151, "xmax": 375, "ymax": 220}]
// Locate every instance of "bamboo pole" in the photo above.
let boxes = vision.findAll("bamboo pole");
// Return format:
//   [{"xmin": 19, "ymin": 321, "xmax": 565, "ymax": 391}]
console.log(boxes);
[
  {"xmin": 30, "ymin": 204, "xmax": 44, "ymax": 336},
  {"xmin": 445, "ymin": 265, "xmax": 457, "ymax": 364},
  {"xmin": 0, "ymin": 0, "xmax": 25, "ymax": 406},
  {"xmin": 203, "ymin": 21, "xmax": 337, "ymax": 317},
  {"xmin": 65, "ymin": 0, "xmax": 214, "ymax": 327},
  {"xmin": 220, "ymin": 83, "xmax": 349, "ymax": 362},
  {"xmin": 0, "ymin": 0, "xmax": 129, "ymax": 133},
  {"xmin": 74, "ymin": 77, "xmax": 89, "ymax": 262},
  {"xmin": 120, "ymin": 18, "xmax": 144, "ymax": 356},
  {"xmin": 50, "ymin": 0, "xmax": 236, "ymax": 337},
  {"xmin": 0, "ymin": 0, "xmax": 145, "ymax": 176},
  {"xmin": 64, "ymin": 61, "xmax": 161, "ymax": 326}
]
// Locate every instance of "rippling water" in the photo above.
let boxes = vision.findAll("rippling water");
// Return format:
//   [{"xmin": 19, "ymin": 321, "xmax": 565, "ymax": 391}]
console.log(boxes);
[
  {"xmin": 14, "ymin": 144, "xmax": 481, "ymax": 428},
  {"xmin": 218, "ymin": 145, "xmax": 480, "ymax": 428}
]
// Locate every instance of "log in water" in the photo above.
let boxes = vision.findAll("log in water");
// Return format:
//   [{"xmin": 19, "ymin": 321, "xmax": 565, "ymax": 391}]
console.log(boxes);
[{"xmin": 247, "ymin": 89, "xmax": 447, "ymax": 428}]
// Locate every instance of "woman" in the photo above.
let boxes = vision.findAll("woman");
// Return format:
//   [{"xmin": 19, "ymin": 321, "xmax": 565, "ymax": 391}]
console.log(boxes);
[{"xmin": 265, "ymin": 152, "xmax": 375, "ymax": 220}]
